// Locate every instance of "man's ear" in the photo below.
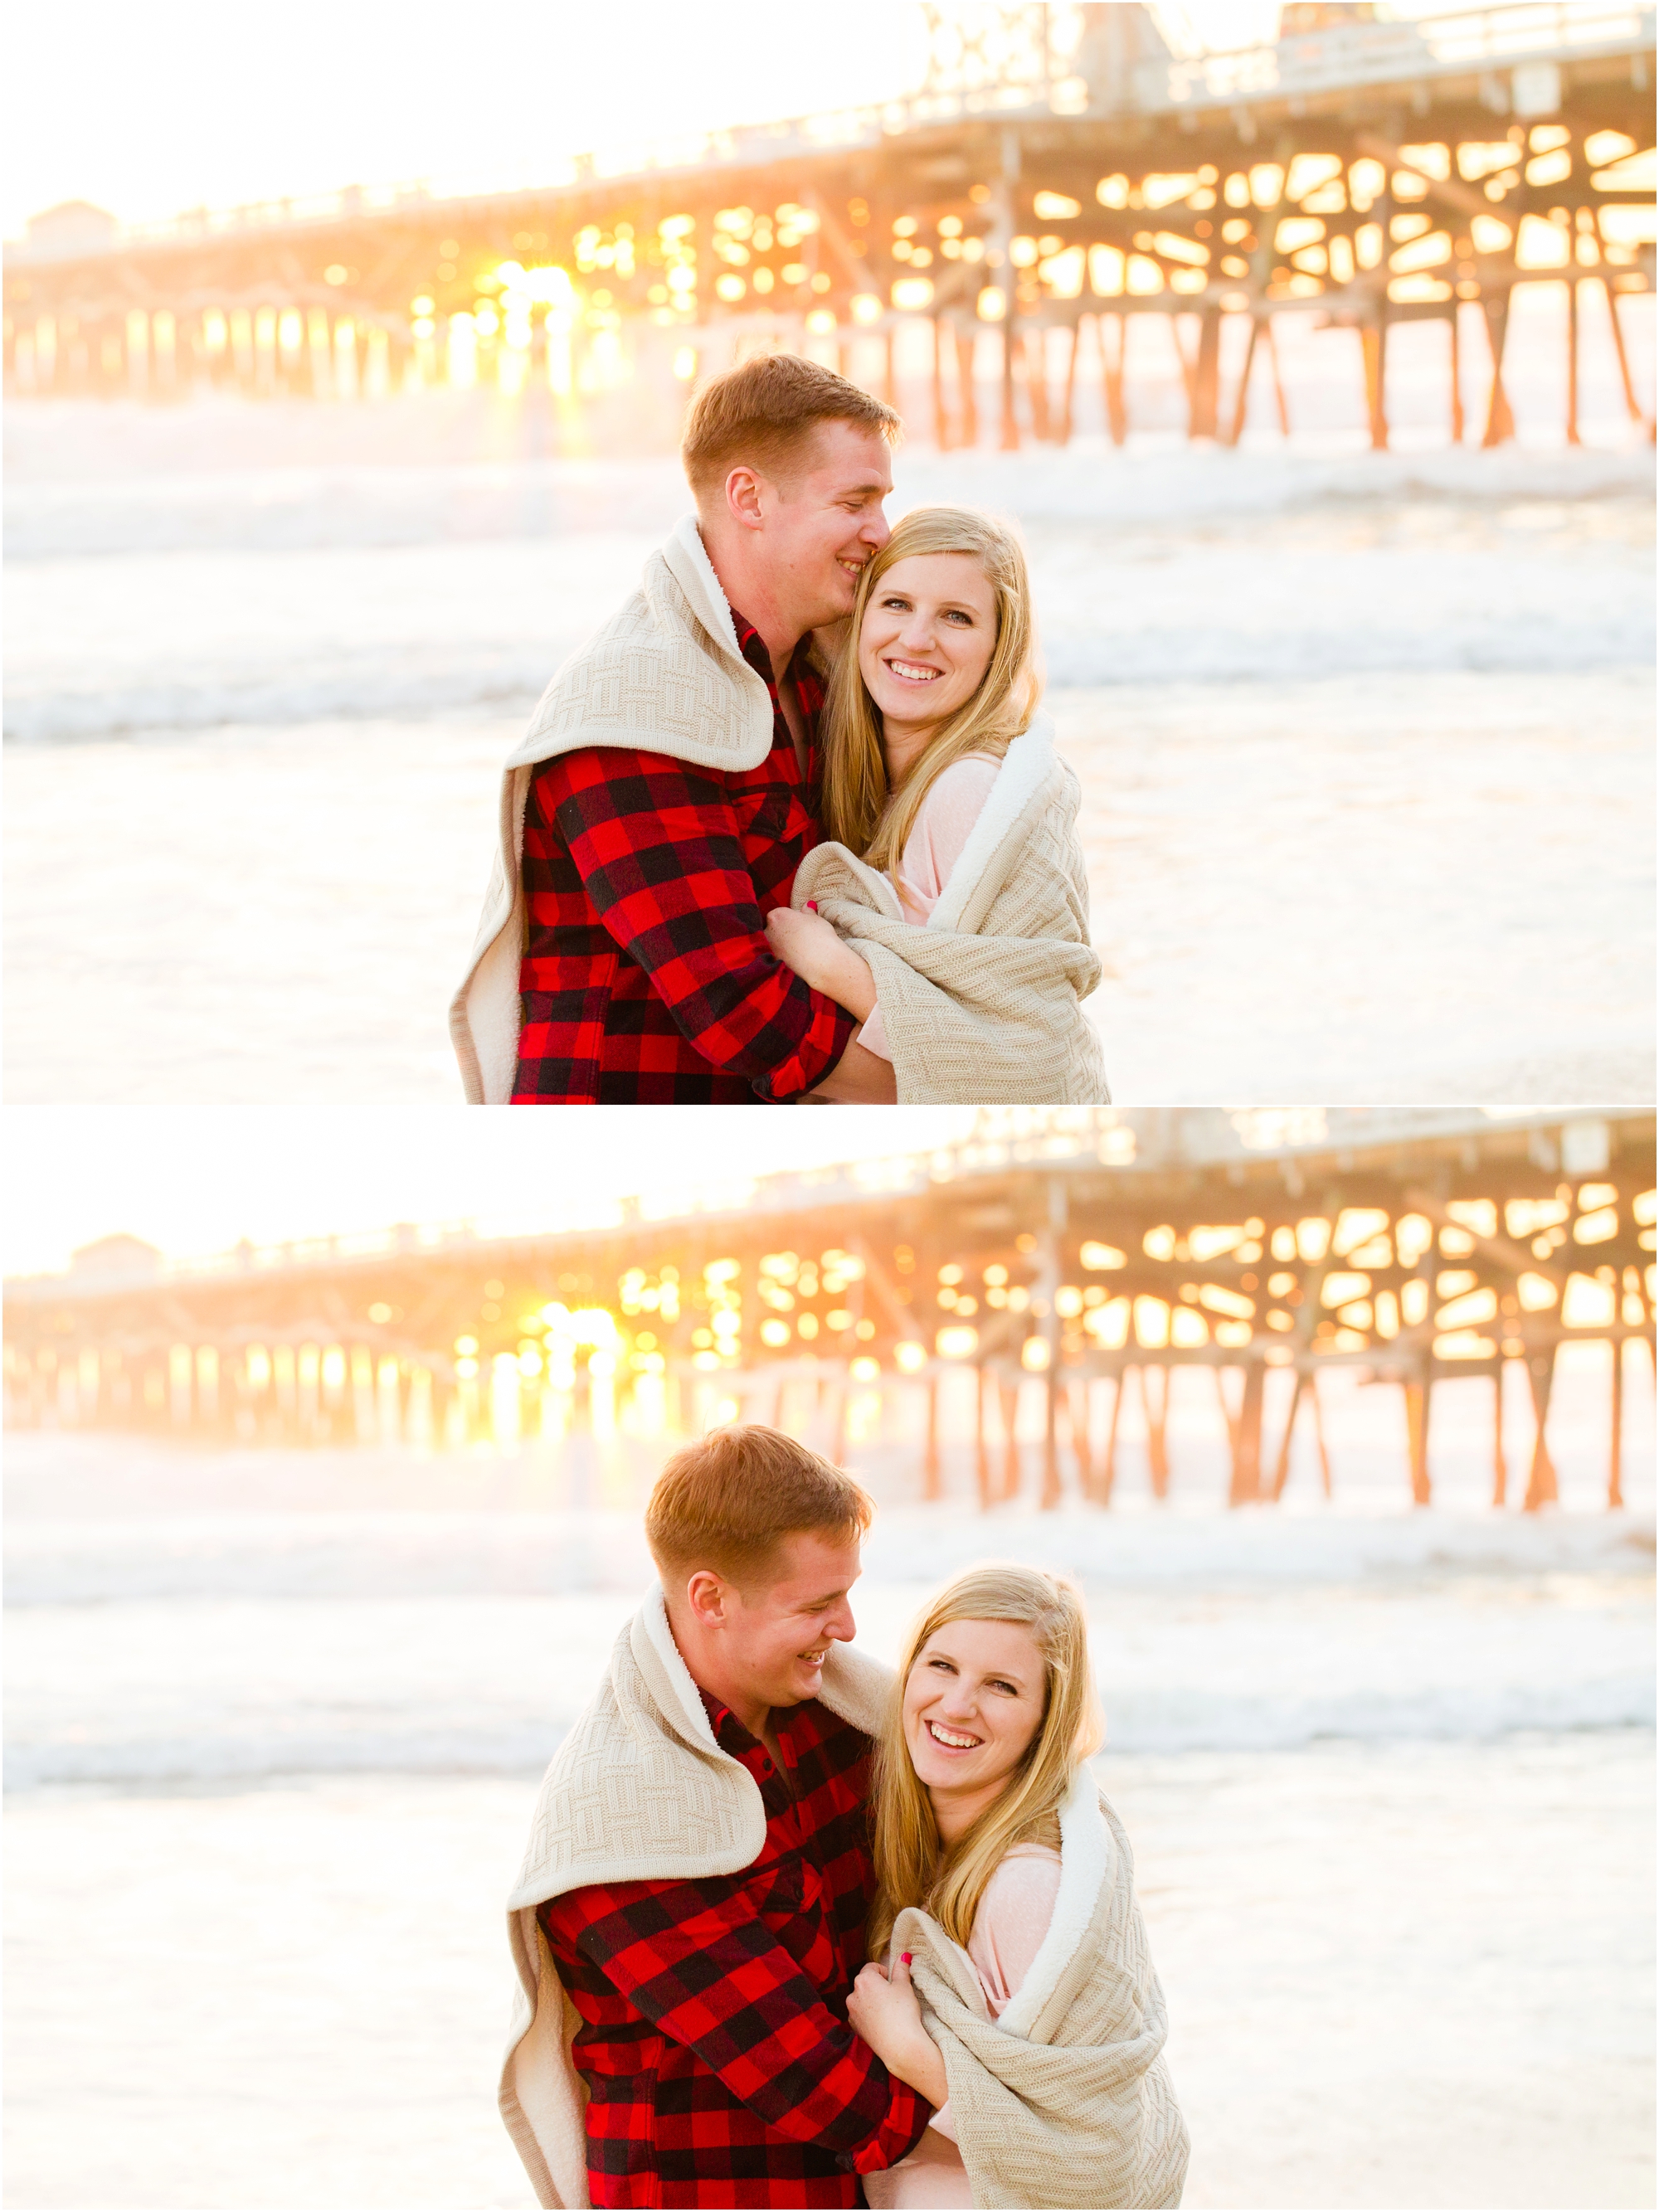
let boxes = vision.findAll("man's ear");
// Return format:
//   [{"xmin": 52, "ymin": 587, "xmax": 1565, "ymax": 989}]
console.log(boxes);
[
  {"xmin": 724, "ymin": 465, "xmax": 767, "ymax": 532},
  {"xmin": 685, "ymin": 1568, "xmax": 733, "ymax": 1627}
]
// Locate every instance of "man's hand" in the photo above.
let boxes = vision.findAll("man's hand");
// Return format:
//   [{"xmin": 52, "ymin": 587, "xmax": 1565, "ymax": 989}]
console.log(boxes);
[{"xmin": 846, "ymin": 1957, "xmax": 947, "ymax": 2107}]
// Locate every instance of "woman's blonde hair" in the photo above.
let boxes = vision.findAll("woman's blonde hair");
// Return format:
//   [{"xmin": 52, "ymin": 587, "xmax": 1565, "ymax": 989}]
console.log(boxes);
[
  {"xmin": 868, "ymin": 1563, "xmax": 1102, "ymax": 1959},
  {"xmin": 820, "ymin": 507, "xmax": 1042, "ymax": 875}
]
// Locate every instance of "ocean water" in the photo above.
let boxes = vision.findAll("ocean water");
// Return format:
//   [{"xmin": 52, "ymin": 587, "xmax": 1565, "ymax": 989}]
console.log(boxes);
[
  {"xmin": 4, "ymin": 298, "xmax": 1653, "ymax": 1105},
  {"xmin": 5, "ymin": 1361, "xmax": 1654, "ymax": 2209}
]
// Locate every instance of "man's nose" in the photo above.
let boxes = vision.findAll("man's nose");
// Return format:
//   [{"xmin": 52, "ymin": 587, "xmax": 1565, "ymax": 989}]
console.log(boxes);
[
  {"xmin": 825, "ymin": 1597, "xmax": 856, "ymax": 1644},
  {"xmin": 862, "ymin": 504, "xmax": 892, "ymax": 548}
]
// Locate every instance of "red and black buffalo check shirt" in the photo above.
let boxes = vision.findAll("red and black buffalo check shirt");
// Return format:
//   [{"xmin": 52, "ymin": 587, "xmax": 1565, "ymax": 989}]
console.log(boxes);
[
  {"xmin": 513, "ymin": 612, "xmax": 856, "ymax": 1103},
  {"xmin": 539, "ymin": 1689, "xmax": 930, "ymax": 2208}
]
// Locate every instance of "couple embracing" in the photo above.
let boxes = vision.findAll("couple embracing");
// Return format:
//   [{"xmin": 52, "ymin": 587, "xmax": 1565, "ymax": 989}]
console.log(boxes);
[
  {"xmin": 501, "ymin": 1427, "xmax": 1187, "ymax": 2209},
  {"xmin": 451, "ymin": 352, "xmax": 1109, "ymax": 1105}
]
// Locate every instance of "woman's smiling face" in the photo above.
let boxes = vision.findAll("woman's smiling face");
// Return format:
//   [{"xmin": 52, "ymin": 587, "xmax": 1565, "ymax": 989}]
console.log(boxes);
[
  {"xmin": 902, "ymin": 1616, "xmax": 1047, "ymax": 1807},
  {"xmin": 857, "ymin": 552, "xmax": 999, "ymax": 740}
]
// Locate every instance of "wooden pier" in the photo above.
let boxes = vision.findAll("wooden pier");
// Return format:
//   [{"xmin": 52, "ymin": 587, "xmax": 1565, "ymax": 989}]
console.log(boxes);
[
  {"xmin": 4, "ymin": 5, "xmax": 1653, "ymax": 448},
  {"xmin": 5, "ymin": 1108, "xmax": 1652, "ymax": 1511}
]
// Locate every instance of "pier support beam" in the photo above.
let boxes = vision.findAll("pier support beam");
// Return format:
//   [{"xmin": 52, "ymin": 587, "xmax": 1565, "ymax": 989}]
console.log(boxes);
[
  {"xmin": 1039, "ymin": 1174, "xmax": 1066, "ymax": 1507},
  {"xmin": 1449, "ymin": 304, "xmax": 1466, "ymax": 444},
  {"xmin": 1608, "ymin": 1339, "xmax": 1624, "ymax": 1510},
  {"xmin": 1226, "ymin": 315, "xmax": 1259, "ymax": 445},
  {"xmin": 997, "ymin": 127, "xmax": 1020, "ymax": 450},
  {"xmin": 1362, "ymin": 319, "xmax": 1389, "ymax": 450},
  {"xmin": 1024, "ymin": 330, "xmax": 1051, "ymax": 441},
  {"xmin": 1522, "ymin": 1345, "xmax": 1559, "ymax": 1510},
  {"xmin": 975, "ymin": 1366, "xmax": 994, "ymax": 1510},
  {"xmin": 998, "ymin": 1375, "xmax": 1021, "ymax": 1500},
  {"xmin": 923, "ymin": 1373, "xmax": 941, "ymax": 1500},
  {"xmin": 1603, "ymin": 277, "xmax": 1645, "ymax": 429},
  {"xmin": 955, "ymin": 326, "xmax": 980, "ymax": 449},
  {"xmin": 1404, "ymin": 1370, "xmax": 1433, "ymax": 1505},
  {"xmin": 1141, "ymin": 1364, "xmax": 1173, "ymax": 1500},
  {"xmin": 1066, "ymin": 1379, "xmax": 1092, "ymax": 1494},
  {"xmin": 1190, "ymin": 304, "xmax": 1222, "ymax": 440},
  {"xmin": 1481, "ymin": 288, "xmax": 1515, "ymax": 445},
  {"xmin": 1225, "ymin": 1359, "xmax": 1265, "ymax": 1505},
  {"xmin": 1057, "ymin": 321, "xmax": 1078, "ymax": 445}
]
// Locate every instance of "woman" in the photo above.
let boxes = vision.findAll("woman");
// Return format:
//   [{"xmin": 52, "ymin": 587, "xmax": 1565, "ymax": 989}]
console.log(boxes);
[
  {"xmin": 765, "ymin": 508, "xmax": 1110, "ymax": 1105},
  {"xmin": 847, "ymin": 1566, "xmax": 1188, "ymax": 2210}
]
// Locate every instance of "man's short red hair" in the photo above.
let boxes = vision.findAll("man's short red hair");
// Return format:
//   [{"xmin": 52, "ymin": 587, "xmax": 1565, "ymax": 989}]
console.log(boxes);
[
  {"xmin": 680, "ymin": 352, "xmax": 900, "ymax": 503},
  {"xmin": 645, "ymin": 1425, "xmax": 873, "ymax": 1589}
]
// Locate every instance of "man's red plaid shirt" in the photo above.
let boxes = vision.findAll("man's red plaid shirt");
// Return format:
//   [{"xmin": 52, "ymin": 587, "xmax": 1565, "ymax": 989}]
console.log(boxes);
[
  {"xmin": 513, "ymin": 611, "xmax": 856, "ymax": 1102},
  {"xmin": 539, "ymin": 1689, "xmax": 930, "ymax": 2209}
]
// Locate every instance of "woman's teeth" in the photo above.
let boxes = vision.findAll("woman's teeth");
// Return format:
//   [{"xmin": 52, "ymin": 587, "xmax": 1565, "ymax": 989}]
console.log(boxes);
[
  {"xmin": 886, "ymin": 659, "xmax": 941, "ymax": 683},
  {"xmin": 926, "ymin": 1719, "xmax": 981, "ymax": 1750}
]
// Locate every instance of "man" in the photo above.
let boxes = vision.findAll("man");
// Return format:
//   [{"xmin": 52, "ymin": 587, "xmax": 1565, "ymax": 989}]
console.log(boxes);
[
  {"xmin": 500, "ymin": 1427, "xmax": 927, "ymax": 2208},
  {"xmin": 451, "ymin": 353, "xmax": 902, "ymax": 1103}
]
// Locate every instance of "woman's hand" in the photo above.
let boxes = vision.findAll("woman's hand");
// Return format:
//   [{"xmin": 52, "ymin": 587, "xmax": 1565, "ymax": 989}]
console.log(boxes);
[
  {"xmin": 765, "ymin": 906, "xmax": 877, "ymax": 1020},
  {"xmin": 846, "ymin": 1957, "xmax": 949, "ymax": 2108},
  {"xmin": 764, "ymin": 905, "xmax": 849, "ymax": 990}
]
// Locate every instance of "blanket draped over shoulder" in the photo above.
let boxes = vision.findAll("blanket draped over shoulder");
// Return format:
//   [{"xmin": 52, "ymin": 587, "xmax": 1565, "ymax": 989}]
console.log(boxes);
[
  {"xmin": 875, "ymin": 1766, "xmax": 1189, "ymax": 2211},
  {"xmin": 449, "ymin": 516, "xmax": 775, "ymax": 1104},
  {"xmin": 791, "ymin": 717, "xmax": 1111, "ymax": 1104},
  {"xmin": 500, "ymin": 1588, "xmax": 892, "ymax": 2209}
]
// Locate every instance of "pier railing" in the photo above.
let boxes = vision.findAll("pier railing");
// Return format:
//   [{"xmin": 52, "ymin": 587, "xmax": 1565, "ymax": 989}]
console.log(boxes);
[{"xmin": 1144, "ymin": 5, "xmax": 1657, "ymax": 111}]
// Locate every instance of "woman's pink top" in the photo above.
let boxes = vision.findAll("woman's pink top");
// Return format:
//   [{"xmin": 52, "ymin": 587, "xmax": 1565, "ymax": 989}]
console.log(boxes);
[
  {"xmin": 856, "ymin": 753, "xmax": 1002, "ymax": 1063},
  {"xmin": 872, "ymin": 1843, "xmax": 1063, "ymax": 2209}
]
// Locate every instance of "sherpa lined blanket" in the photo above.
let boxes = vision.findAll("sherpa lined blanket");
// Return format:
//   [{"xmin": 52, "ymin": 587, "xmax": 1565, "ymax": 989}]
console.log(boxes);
[
  {"xmin": 790, "ymin": 716, "xmax": 1111, "ymax": 1104},
  {"xmin": 500, "ymin": 1587, "xmax": 892, "ymax": 2209},
  {"xmin": 868, "ymin": 1767, "xmax": 1190, "ymax": 2212},
  {"xmin": 449, "ymin": 515, "xmax": 777, "ymax": 1104}
]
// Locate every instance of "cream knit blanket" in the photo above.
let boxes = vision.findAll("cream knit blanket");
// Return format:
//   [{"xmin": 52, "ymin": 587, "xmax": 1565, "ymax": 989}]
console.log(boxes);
[
  {"xmin": 449, "ymin": 516, "xmax": 775, "ymax": 1103},
  {"xmin": 791, "ymin": 717, "xmax": 1111, "ymax": 1104},
  {"xmin": 501, "ymin": 1588, "xmax": 892, "ymax": 2209},
  {"xmin": 870, "ymin": 1767, "xmax": 1189, "ymax": 2211}
]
